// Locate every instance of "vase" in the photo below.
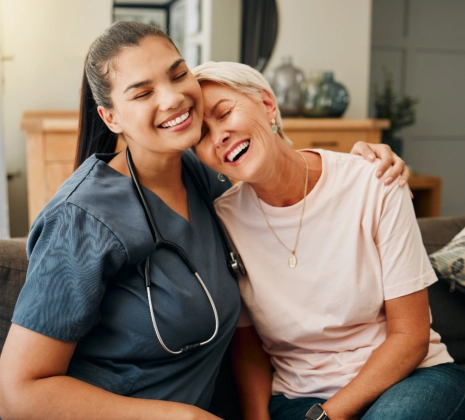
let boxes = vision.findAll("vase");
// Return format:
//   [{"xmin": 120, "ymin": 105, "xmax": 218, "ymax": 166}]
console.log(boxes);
[
  {"xmin": 268, "ymin": 56, "xmax": 305, "ymax": 117},
  {"xmin": 319, "ymin": 71, "xmax": 350, "ymax": 118},
  {"xmin": 301, "ymin": 70, "xmax": 330, "ymax": 118}
]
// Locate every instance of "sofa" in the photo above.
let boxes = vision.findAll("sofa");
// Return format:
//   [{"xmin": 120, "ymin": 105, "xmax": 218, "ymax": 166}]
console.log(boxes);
[{"xmin": 1, "ymin": 216, "xmax": 465, "ymax": 418}]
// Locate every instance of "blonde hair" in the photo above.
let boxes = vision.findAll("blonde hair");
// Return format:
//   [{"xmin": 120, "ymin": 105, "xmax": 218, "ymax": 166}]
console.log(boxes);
[{"xmin": 192, "ymin": 61, "xmax": 292, "ymax": 145}]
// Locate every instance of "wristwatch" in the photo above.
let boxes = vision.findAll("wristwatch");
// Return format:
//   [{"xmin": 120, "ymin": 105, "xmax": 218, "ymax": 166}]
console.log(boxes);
[{"xmin": 305, "ymin": 403, "xmax": 330, "ymax": 420}]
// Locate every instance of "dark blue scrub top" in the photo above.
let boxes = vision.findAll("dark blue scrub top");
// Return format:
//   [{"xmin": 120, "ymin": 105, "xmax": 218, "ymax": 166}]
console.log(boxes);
[{"xmin": 12, "ymin": 151, "xmax": 240, "ymax": 409}]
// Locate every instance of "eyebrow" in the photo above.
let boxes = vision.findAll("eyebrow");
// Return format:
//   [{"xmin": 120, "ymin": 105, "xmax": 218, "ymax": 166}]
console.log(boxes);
[
  {"xmin": 123, "ymin": 58, "xmax": 186, "ymax": 93},
  {"xmin": 207, "ymin": 99, "xmax": 231, "ymax": 117},
  {"xmin": 123, "ymin": 79, "xmax": 152, "ymax": 93}
]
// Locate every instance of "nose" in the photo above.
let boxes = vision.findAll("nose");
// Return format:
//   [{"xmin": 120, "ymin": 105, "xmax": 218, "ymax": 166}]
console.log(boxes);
[
  {"xmin": 211, "ymin": 127, "xmax": 230, "ymax": 149},
  {"xmin": 158, "ymin": 86, "xmax": 184, "ymax": 111}
]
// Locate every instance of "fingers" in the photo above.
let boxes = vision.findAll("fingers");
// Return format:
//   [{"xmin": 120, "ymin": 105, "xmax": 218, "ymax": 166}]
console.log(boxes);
[
  {"xmin": 399, "ymin": 163, "xmax": 411, "ymax": 188},
  {"xmin": 373, "ymin": 144, "xmax": 394, "ymax": 179},
  {"xmin": 350, "ymin": 142, "xmax": 410, "ymax": 188},
  {"xmin": 350, "ymin": 141, "xmax": 376, "ymax": 162}
]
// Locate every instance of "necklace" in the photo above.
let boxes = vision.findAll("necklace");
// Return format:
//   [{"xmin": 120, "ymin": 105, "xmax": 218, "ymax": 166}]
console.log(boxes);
[{"xmin": 257, "ymin": 151, "xmax": 309, "ymax": 268}]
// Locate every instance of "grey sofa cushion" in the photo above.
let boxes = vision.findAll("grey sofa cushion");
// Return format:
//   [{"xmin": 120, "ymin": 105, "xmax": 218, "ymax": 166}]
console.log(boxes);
[
  {"xmin": 417, "ymin": 216, "xmax": 465, "ymax": 254},
  {"xmin": 0, "ymin": 238, "xmax": 27, "ymax": 353}
]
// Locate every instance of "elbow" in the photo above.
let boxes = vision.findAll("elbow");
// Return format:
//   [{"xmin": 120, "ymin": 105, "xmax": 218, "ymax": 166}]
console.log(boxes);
[
  {"xmin": 410, "ymin": 332, "xmax": 430, "ymax": 367},
  {"xmin": 418, "ymin": 336, "xmax": 430, "ymax": 362},
  {"xmin": 0, "ymin": 374, "xmax": 27, "ymax": 419}
]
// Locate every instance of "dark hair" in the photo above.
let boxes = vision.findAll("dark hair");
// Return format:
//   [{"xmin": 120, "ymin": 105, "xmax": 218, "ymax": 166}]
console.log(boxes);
[{"xmin": 75, "ymin": 21, "xmax": 177, "ymax": 169}]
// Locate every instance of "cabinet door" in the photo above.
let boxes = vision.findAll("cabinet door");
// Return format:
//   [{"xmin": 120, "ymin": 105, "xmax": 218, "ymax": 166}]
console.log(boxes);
[
  {"xmin": 288, "ymin": 131, "xmax": 369, "ymax": 152},
  {"xmin": 45, "ymin": 163, "xmax": 74, "ymax": 201},
  {"xmin": 45, "ymin": 133, "xmax": 78, "ymax": 161}
]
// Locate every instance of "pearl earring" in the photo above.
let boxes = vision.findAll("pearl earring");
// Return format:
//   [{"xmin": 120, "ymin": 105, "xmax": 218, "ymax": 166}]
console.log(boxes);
[
  {"xmin": 271, "ymin": 119, "xmax": 278, "ymax": 133},
  {"xmin": 218, "ymin": 173, "xmax": 227, "ymax": 182}
]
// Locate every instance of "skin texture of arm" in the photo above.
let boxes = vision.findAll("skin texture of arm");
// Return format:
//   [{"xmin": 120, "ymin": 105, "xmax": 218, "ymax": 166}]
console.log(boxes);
[
  {"xmin": 0, "ymin": 324, "xmax": 221, "ymax": 420},
  {"xmin": 233, "ymin": 326, "xmax": 273, "ymax": 420},
  {"xmin": 321, "ymin": 288, "xmax": 431, "ymax": 420}
]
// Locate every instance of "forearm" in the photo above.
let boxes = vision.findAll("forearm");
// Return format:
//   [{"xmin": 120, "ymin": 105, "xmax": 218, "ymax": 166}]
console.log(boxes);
[
  {"xmin": 233, "ymin": 327, "xmax": 272, "ymax": 420},
  {"xmin": 1, "ymin": 375, "xmax": 216, "ymax": 420},
  {"xmin": 322, "ymin": 332, "xmax": 428, "ymax": 420}
]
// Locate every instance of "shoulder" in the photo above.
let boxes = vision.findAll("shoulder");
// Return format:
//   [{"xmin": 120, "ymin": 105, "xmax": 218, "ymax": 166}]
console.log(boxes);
[
  {"xmin": 213, "ymin": 181, "xmax": 250, "ymax": 218},
  {"xmin": 317, "ymin": 149, "xmax": 397, "ymax": 198},
  {"xmin": 28, "ymin": 154, "xmax": 153, "ymax": 263},
  {"xmin": 182, "ymin": 149, "xmax": 232, "ymax": 201}
]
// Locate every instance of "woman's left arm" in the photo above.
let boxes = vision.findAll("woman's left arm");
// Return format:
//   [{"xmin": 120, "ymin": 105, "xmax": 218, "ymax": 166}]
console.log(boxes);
[
  {"xmin": 350, "ymin": 141, "xmax": 410, "ymax": 187},
  {"xmin": 321, "ymin": 289, "xmax": 431, "ymax": 420}
]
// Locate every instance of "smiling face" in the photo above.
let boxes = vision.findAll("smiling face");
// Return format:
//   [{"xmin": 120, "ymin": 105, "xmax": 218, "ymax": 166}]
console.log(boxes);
[
  {"xmin": 98, "ymin": 36, "xmax": 203, "ymax": 157},
  {"xmin": 195, "ymin": 82, "xmax": 278, "ymax": 182}
]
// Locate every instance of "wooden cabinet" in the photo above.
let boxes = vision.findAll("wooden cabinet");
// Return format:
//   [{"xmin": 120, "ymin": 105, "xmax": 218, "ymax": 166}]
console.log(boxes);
[
  {"xmin": 21, "ymin": 113, "xmax": 440, "ymax": 226},
  {"xmin": 408, "ymin": 175, "xmax": 442, "ymax": 217},
  {"xmin": 21, "ymin": 111, "xmax": 79, "ymax": 226},
  {"xmin": 282, "ymin": 118, "xmax": 390, "ymax": 152}
]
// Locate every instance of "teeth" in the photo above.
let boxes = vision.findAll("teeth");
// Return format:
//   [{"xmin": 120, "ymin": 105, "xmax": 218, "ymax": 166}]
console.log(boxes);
[
  {"xmin": 227, "ymin": 141, "xmax": 250, "ymax": 162},
  {"xmin": 161, "ymin": 111, "xmax": 189, "ymax": 128}
]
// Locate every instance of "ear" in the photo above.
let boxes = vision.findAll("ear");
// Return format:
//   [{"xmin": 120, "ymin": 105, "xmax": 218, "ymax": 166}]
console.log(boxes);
[
  {"xmin": 260, "ymin": 89, "xmax": 277, "ymax": 120},
  {"xmin": 97, "ymin": 105, "xmax": 123, "ymax": 134}
]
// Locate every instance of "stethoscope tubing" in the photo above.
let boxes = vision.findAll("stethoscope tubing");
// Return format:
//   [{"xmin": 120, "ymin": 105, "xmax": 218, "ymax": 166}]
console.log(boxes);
[{"xmin": 126, "ymin": 148, "xmax": 220, "ymax": 355}]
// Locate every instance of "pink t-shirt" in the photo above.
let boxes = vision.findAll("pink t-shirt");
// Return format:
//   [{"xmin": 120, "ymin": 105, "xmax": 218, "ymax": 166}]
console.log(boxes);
[{"xmin": 214, "ymin": 150, "xmax": 452, "ymax": 399}]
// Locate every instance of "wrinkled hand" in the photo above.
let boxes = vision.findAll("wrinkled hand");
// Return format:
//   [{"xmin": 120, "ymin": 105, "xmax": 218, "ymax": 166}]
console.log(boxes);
[{"xmin": 350, "ymin": 141, "xmax": 413, "ymax": 197}]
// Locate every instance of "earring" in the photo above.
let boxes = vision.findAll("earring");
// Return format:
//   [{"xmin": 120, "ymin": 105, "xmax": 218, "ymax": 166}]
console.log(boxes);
[
  {"xmin": 271, "ymin": 119, "xmax": 278, "ymax": 134},
  {"xmin": 218, "ymin": 173, "xmax": 227, "ymax": 182}
]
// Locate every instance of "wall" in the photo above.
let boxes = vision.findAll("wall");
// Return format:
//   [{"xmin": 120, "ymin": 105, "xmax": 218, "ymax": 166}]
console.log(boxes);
[
  {"xmin": 2, "ymin": 0, "xmax": 112, "ymax": 236},
  {"xmin": 370, "ymin": 0, "xmax": 465, "ymax": 217},
  {"xmin": 0, "ymin": 0, "xmax": 10, "ymax": 237},
  {"xmin": 266, "ymin": 0, "xmax": 372, "ymax": 119}
]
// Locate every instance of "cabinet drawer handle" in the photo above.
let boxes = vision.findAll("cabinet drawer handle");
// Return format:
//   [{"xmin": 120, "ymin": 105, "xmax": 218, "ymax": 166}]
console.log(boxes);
[{"xmin": 310, "ymin": 141, "xmax": 339, "ymax": 147}]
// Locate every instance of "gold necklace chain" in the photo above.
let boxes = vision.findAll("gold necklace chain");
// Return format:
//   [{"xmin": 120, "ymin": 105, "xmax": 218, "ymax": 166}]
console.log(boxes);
[{"xmin": 257, "ymin": 151, "xmax": 309, "ymax": 268}]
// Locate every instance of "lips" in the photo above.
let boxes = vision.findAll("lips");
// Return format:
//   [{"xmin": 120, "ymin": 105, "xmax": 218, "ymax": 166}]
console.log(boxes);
[
  {"xmin": 158, "ymin": 108, "xmax": 191, "ymax": 129},
  {"xmin": 225, "ymin": 140, "xmax": 250, "ymax": 162}
]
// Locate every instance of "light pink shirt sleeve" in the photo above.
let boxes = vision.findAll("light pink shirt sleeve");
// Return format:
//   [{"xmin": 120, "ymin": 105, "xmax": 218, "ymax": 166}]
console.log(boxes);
[{"xmin": 375, "ymin": 183, "xmax": 437, "ymax": 300}]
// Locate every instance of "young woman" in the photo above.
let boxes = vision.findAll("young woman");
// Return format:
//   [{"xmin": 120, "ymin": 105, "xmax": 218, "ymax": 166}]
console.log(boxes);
[
  {"xmin": 0, "ymin": 21, "xmax": 406, "ymax": 419},
  {"xmin": 193, "ymin": 61, "xmax": 465, "ymax": 420},
  {"xmin": 0, "ymin": 22, "xmax": 236, "ymax": 419}
]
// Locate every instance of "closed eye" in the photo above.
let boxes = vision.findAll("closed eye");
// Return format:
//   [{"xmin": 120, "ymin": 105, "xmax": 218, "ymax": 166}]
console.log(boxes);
[
  {"xmin": 173, "ymin": 71, "xmax": 188, "ymax": 81},
  {"xmin": 219, "ymin": 109, "xmax": 231, "ymax": 120},
  {"xmin": 134, "ymin": 91, "xmax": 153, "ymax": 100}
]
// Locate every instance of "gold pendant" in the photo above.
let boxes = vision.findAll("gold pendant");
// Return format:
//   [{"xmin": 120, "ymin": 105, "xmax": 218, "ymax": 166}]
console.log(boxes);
[{"xmin": 288, "ymin": 254, "xmax": 297, "ymax": 268}]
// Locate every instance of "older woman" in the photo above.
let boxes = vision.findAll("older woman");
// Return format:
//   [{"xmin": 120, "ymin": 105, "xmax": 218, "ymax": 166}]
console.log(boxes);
[{"xmin": 193, "ymin": 62, "xmax": 465, "ymax": 420}]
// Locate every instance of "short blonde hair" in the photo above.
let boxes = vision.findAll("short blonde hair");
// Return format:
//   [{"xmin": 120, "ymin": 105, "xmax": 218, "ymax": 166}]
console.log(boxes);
[{"xmin": 192, "ymin": 61, "xmax": 292, "ymax": 145}]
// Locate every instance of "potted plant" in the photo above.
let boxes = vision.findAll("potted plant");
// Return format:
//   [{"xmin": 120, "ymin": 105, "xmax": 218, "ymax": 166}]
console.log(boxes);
[{"xmin": 373, "ymin": 70, "xmax": 418, "ymax": 157}]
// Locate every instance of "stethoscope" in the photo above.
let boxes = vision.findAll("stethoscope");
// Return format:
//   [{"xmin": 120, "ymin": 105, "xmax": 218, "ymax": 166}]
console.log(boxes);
[{"xmin": 126, "ymin": 148, "xmax": 246, "ymax": 355}]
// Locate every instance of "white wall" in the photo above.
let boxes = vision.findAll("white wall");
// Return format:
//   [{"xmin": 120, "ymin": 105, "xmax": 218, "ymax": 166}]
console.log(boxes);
[
  {"xmin": 2, "ymin": 0, "xmax": 112, "ymax": 236},
  {"xmin": 0, "ymin": 0, "xmax": 10, "ymax": 238},
  {"xmin": 267, "ymin": 0, "xmax": 372, "ymax": 119}
]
